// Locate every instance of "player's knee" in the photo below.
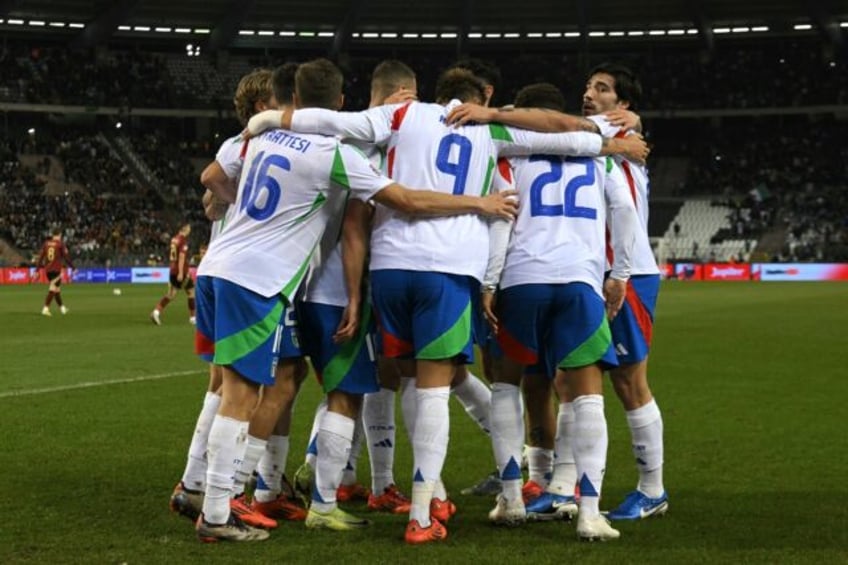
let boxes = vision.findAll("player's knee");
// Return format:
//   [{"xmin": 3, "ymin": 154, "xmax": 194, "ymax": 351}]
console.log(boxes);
[
  {"xmin": 327, "ymin": 391, "xmax": 362, "ymax": 419},
  {"xmin": 610, "ymin": 363, "xmax": 652, "ymax": 407}
]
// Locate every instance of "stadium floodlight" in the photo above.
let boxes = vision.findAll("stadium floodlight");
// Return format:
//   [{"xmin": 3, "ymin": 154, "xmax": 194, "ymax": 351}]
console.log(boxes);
[
  {"xmin": 29, "ymin": 20, "xmax": 46, "ymax": 26},
  {"xmin": 686, "ymin": 28, "xmax": 698, "ymax": 34},
  {"xmin": 8, "ymin": 18, "xmax": 24, "ymax": 25},
  {"xmin": 732, "ymin": 27, "xmax": 750, "ymax": 33},
  {"xmin": 380, "ymin": 32, "xmax": 398, "ymax": 38},
  {"xmin": 402, "ymin": 33, "xmax": 419, "ymax": 38},
  {"xmin": 565, "ymin": 32, "xmax": 580, "ymax": 37},
  {"xmin": 421, "ymin": 33, "xmax": 437, "ymax": 38},
  {"xmin": 484, "ymin": 33, "xmax": 501, "ymax": 38},
  {"xmin": 441, "ymin": 32, "xmax": 458, "ymax": 38},
  {"xmin": 841, "ymin": 22, "xmax": 848, "ymax": 28},
  {"xmin": 279, "ymin": 31, "xmax": 296, "ymax": 36},
  {"xmin": 299, "ymin": 31, "xmax": 316, "ymax": 37},
  {"xmin": 134, "ymin": 26, "xmax": 151, "ymax": 32},
  {"xmin": 116, "ymin": 122, "xmax": 122, "ymax": 129},
  {"xmin": 667, "ymin": 29, "xmax": 685, "ymax": 35},
  {"xmin": 545, "ymin": 32, "xmax": 562, "ymax": 38},
  {"xmin": 649, "ymin": 30, "xmax": 666, "ymax": 36},
  {"xmin": 627, "ymin": 30, "xmax": 645, "ymax": 36},
  {"xmin": 257, "ymin": 30, "xmax": 274, "ymax": 36},
  {"xmin": 351, "ymin": 32, "xmax": 361, "ymax": 37},
  {"xmin": 193, "ymin": 28, "xmax": 210, "ymax": 34},
  {"xmin": 238, "ymin": 30, "xmax": 255, "ymax": 35},
  {"xmin": 793, "ymin": 24, "xmax": 812, "ymax": 30},
  {"xmin": 362, "ymin": 32, "xmax": 379, "ymax": 38},
  {"xmin": 713, "ymin": 27, "xmax": 731, "ymax": 34},
  {"xmin": 0, "ymin": 19, "xmax": 4, "ymax": 24},
  {"xmin": 175, "ymin": 27, "xmax": 191, "ymax": 33},
  {"xmin": 68, "ymin": 23, "xmax": 85, "ymax": 28},
  {"xmin": 118, "ymin": 25, "xmax": 130, "ymax": 31},
  {"xmin": 155, "ymin": 27, "xmax": 172, "ymax": 33},
  {"xmin": 608, "ymin": 31, "xmax": 625, "ymax": 37},
  {"xmin": 751, "ymin": 26, "xmax": 769, "ymax": 32},
  {"xmin": 504, "ymin": 32, "xmax": 520, "ymax": 38},
  {"xmin": 27, "ymin": 128, "xmax": 35, "ymax": 135},
  {"xmin": 51, "ymin": 22, "xmax": 69, "ymax": 28},
  {"xmin": 527, "ymin": 32, "xmax": 543, "ymax": 38},
  {"xmin": 468, "ymin": 32, "xmax": 483, "ymax": 38},
  {"xmin": 318, "ymin": 31, "xmax": 334, "ymax": 37},
  {"xmin": 589, "ymin": 31, "xmax": 605, "ymax": 37}
]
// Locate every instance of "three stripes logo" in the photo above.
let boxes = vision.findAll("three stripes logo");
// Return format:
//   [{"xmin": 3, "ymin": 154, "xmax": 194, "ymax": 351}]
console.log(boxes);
[{"xmin": 373, "ymin": 439, "xmax": 394, "ymax": 448}]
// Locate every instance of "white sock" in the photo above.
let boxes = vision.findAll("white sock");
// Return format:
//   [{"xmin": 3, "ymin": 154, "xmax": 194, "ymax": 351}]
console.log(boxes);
[
  {"xmin": 312, "ymin": 411, "xmax": 355, "ymax": 513},
  {"xmin": 341, "ymin": 413, "xmax": 364, "ymax": 486},
  {"xmin": 490, "ymin": 382, "xmax": 524, "ymax": 501},
  {"xmin": 410, "ymin": 386, "xmax": 450, "ymax": 526},
  {"xmin": 305, "ymin": 399, "xmax": 328, "ymax": 468},
  {"xmin": 181, "ymin": 392, "xmax": 221, "ymax": 491},
  {"xmin": 232, "ymin": 435, "xmax": 267, "ymax": 497},
  {"xmin": 453, "ymin": 371, "xmax": 492, "ymax": 435},
  {"xmin": 626, "ymin": 399, "xmax": 665, "ymax": 498},
  {"xmin": 363, "ymin": 388, "xmax": 397, "ymax": 493},
  {"xmin": 526, "ymin": 447, "xmax": 554, "ymax": 487},
  {"xmin": 254, "ymin": 434, "xmax": 290, "ymax": 503},
  {"xmin": 433, "ymin": 478, "xmax": 448, "ymax": 501},
  {"xmin": 400, "ymin": 376, "xmax": 417, "ymax": 442},
  {"xmin": 572, "ymin": 395, "xmax": 608, "ymax": 518},
  {"xmin": 547, "ymin": 402, "xmax": 577, "ymax": 495},
  {"xmin": 203, "ymin": 415, "xmax": 249, "ymax": 524}
]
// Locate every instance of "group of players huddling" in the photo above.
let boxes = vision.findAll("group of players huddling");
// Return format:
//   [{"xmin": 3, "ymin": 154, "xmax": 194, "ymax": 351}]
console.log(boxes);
[{"xmin": 164, "ymin": 55, "xmax": 666, "ymax": 545}]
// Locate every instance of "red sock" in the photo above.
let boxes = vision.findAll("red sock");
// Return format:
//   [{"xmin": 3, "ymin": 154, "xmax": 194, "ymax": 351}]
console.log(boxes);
[
  {"xmin": 157, "ymin": 296, "xmax": 171, "ymax": 311},
  {"xmin": 188, "ymin": 297, "xmax": 196, "ymax": 316},
  {"xmin": 54, "ymin": 293, "xmax": 64, "ymax": 307},
  {"xmin": 45, "ymin": 291, "xmax": 55, "ymax": 307}
]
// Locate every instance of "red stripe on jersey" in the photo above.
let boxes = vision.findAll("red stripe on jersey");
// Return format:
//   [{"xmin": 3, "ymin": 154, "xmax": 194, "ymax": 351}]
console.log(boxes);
[
  {"xmin": 381, "ymin": 329, "xmax": 414, "ymax": 358},
  {"xmin": 387, "ymin": 147, "xmax": 396, "ymax": 178},
  {"xmin": 620, "ymin": 160, "xmax": 638, "ymax": 208},
  {"xmin": 624, "ymin": 281, "xmax": 654, "ymax": 346},
  {"xmin": 239, "ymin": 138, "xmax": 250, "ymax": 159},
  {"xmin": 495, "ymin": 327, "xmax": 538, "ymax": 366},
  {"xmin": 496, "ymin": 158, "xmax": 513, "ymax": 185},
  {"xmin": 391, "ymin": 102, "xmax": 412, "ymax": 131},
  {"xmin": 195, "ymin": 330, "xmax": 215, "ymax": 356},
  {"xmin": 613, "ymin": 130, "xmax": 639, "ymax": 207}
]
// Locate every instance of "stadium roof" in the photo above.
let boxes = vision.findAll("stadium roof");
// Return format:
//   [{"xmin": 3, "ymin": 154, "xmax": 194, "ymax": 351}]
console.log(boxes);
[{"xmin": 1, "ymin": 0, "xmax": 845, "ymax": 49}]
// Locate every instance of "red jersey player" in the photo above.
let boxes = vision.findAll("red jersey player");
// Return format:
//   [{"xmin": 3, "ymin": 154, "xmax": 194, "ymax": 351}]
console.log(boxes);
[
  {"xmin": 38, "ymin": 228, "xmax": 75, "ymax": 316},
  {"xmin": 150, "ymin": 223, "xmax": 196, "ymax": 325}
]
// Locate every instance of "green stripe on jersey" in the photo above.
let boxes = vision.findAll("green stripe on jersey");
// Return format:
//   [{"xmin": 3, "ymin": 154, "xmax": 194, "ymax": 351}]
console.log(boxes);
[
  {"xmin": 330, "ymin": 146, "xmax": 351, "ymax": 190},
  {"xmin": 293, "ymin": 192, "xmax": 327, "ymax": 225},
  {"xmin": 606, "ymin": 156, "xmax": 614, "ymax": 173},
  {"xmin": 557, "ymin": 319, "xmax": 612, "ymax": 370},
  {"xmin": 418, "ymin": 302, "xmax": 471, "ymax": 360},
  {"xmin": 321, "ymin": 306, "xmax": 374, "ymax": 393},
  {"xmin": 281, "ymin": 244, "xmax": 318, "ymax": 302},
  {"xmin": 480, "ymin": 156, "xmax": 496, "ymax": 196},
  {"xmin": 214, "ymin": 300, "xmax": 284, "ymax": 365},
  {"xmin": 489, "ymin": 123, "xmax": 514, "ymax": 143}
]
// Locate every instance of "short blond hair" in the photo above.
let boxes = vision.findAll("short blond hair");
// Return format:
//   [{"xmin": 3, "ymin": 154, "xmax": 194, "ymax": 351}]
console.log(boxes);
[{"xmin": 233, "ymin": 69, "xmax": 274, "ymax": 126}]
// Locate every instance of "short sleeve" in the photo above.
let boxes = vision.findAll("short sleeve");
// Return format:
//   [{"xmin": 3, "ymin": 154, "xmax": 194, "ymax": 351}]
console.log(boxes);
[
  {"xmin": 329, "ymin": 144, "xmax": 393, "ymax": 202},
  {"xmin": 215, "ymin": 136, "xmax": 245, "ymax": 180}
]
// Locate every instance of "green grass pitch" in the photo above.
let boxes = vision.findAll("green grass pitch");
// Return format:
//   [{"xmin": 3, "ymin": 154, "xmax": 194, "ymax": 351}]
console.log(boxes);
[{"xmin": 1, "ymin": 282, "xmax": 846, "ymax": 564}]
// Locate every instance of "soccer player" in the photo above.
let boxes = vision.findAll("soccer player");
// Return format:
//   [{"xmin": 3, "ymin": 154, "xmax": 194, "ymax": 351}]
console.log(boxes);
[
  {"xmin": 170, "ymin": 68, "xmax": 304, "ymax": 529},
  {"xmin": 293, "ymin": 60, "xmax": 419, "ymax": 516},
  {"xmin": 246, "ymin": 67, "xmax": 646, "ymax": 544},
  {"xmin": 581, "ymin": 64, "xmax": 668, "ymax": 522},
  {"xmin": 193, "ymin": 58, "xmax": 519, "ymax": 543},
  {"xmin": 150, "ymin": 223, "xmax": 195, "ymax": 325},
  {"xmin": 37, "ymin": 228, "xmax": 74, "ymax": 316},
  {"xmin": 471, "ymin": 83, "xmax": 637, "ymax": 542}
]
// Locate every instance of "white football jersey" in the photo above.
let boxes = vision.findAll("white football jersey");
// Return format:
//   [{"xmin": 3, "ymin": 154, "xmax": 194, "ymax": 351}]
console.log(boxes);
[
  {"xmin": 198, "ymin": 129, "xmax": 392, "ymax": 299},
  {"xmin": 291, "ymin": 101, "xmax": 603, "ymax": 281},
  {"xmin": 589, "ymin": 116, "xmax": 659, "ymax": 275},
  {"xmin": 208, "ymin": 134, "xmax": 244, "ymax": 243},
  {"xmin": 500, "ymin": 156, "xmax": 631, "ymax": 296}
]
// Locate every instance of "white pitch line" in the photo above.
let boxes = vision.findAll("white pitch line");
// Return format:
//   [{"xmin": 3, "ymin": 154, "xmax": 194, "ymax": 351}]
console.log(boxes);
[{"xmin": 0, "ymin": 369, "xmax": 201, "ymax": 399}]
